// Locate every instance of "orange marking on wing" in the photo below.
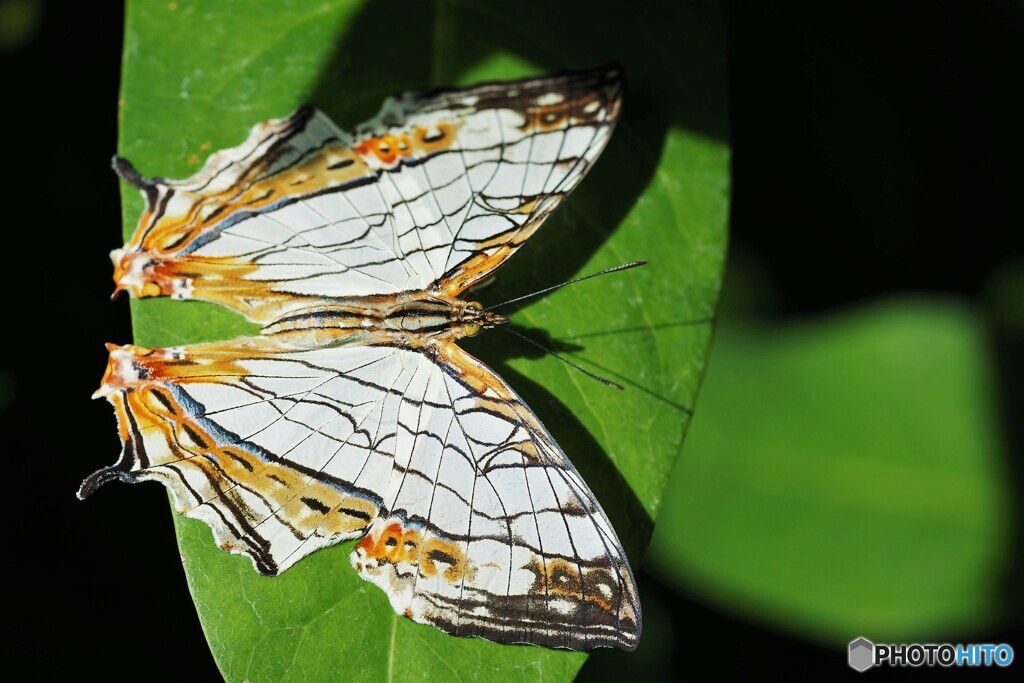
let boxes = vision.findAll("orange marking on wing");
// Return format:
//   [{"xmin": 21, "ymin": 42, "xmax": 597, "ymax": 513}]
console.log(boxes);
[
  {"xmin": 110, "ymin": 146, "xmax": 377, "ymax": 320},
  {"xmin": 358, "ymin": 523, "xmax": 420, "ymax": 564},
  {"xmin": 96, "ymin": 343, "xmax": 252, "ymax": 398},
  {"xmin": 357, "ymin": 521, "xmax": 471, "ymax": 583},
  {"xmin": 440, "ymin": 247, "xmax": 515, "ymax": 297},
  {"xmin": 354, "ymin": 134, "xmax": 404, "ymax": 166},
  {"xmin": 354, "ymin": 122, "xmax": 461, "ymax": 169},
  {"xmin": 433, "ymin": 342, "xmax": 515, "ymax": 401},
  {"xmin": 99, "ymin": 343, "xmax": 378, "ymax": 535},
  {"xmin": 437, "ymin": 196, "xmax": 555, "ymax": 297},
  {"xmin": 525, "ymin": 557, "xmax": 618, "ymax": 613},
  {"xmin": 421, "ymin": 536, "xmax": 473, "ymax": 583},
  {"xmin": 413, "ymin": 122, "xmax": 459, "ymax": 153},
  {"xmin": 113, "ymin": 120, "xmax": 466, "ymax": 312},
  {"xmin": 119, "ymin": 141, "xmax": 370, "ymax": 262},
  {"xmin": 521, "ymin": 91, "xmax": 616, "ymax": 133},
  {"xmin": 431, "ymin": 343, "xmax": 549, "ymax": 466}
]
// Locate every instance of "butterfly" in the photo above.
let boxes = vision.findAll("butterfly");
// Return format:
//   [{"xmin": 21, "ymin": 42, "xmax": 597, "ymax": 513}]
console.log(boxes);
[{"xmin": 80, "ymin": 66, "xmax": 641, "ymax": 651}]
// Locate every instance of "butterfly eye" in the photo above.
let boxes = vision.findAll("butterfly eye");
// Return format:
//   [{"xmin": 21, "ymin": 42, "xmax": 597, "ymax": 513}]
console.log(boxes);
[
  {"xmin": 463, "ymin": 322, "xmax": 482, "ymax": 337},
  {"xmin": 466, "ymin": 300, "xmax": 483, "ymax": 311}
]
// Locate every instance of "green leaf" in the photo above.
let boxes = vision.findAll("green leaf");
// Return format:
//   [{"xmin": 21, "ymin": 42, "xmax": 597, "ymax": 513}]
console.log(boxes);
[
  {"xmin": 648, "ymin": 299, "xmax": 1010, "ymax": 643},
  {"xmin": 115, "ymin": 0, "xmax": 728, "ymax": 679}
]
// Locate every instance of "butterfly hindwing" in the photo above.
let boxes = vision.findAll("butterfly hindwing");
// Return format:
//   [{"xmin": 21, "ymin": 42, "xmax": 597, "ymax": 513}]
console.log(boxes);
[
  {"xmin": 352, "ymin": 342, "xmax": 641, "ymax": 650},
  {"xmin": 83, "ymin": 332, "xmax": 640, "ymax": 649},
  {"xmin": 83, "ymin": 339, "xmax": 414, "ymax": 575}
]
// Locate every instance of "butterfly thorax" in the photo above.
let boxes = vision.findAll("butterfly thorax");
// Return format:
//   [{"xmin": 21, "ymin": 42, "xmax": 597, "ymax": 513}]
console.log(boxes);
[{"xmin": 260, "ymin": 291, "xmax": 507, "ymax": 348}]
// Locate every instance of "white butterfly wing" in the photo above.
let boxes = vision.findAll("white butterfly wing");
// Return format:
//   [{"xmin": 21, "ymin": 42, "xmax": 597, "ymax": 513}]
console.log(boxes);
[
  {"xmin": 82, "ymin": 339, "xmax": 418, "ymax": 575},
  {"xmin": 111, "ymin": 67, "xmax": 622, "ymax": 320},
  {"xmin": 353, "ymin": 342, "xmax": 640, "ymax": 650},
  {"xmin": 84, "ymin": 334, "xmax": 639, "ymax": 649}
]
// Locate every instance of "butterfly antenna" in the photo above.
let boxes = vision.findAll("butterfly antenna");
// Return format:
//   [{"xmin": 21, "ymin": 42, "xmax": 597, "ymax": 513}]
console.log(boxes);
[
  {"xmin": 482, "ymin": 261, "xmax": 646, "ymax": 312},
  {"xmin": 499, "ymin": 326, "xmax": 624, "ymax": 391}
]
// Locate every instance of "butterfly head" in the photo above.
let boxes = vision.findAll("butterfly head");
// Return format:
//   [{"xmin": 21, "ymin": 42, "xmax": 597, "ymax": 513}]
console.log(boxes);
[{"xmin": 459, "ymin": 300, "xmax": 507, "ymax": 338}]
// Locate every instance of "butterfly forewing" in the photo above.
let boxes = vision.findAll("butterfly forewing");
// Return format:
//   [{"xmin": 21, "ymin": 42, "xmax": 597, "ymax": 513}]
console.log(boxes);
[
  {"xmin": 85, "ymin": 66, "xmax": 640, "ymax": 651},
  {"xmin": 112, "ymin": 68, "xmax": 622, "ymax": 321}
]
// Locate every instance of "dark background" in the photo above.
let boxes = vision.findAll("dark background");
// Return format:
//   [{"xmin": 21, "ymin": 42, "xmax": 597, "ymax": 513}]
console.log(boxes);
[{"xmin": 4, "ymin": 1, "xmax": 1020, "ymax": 679}]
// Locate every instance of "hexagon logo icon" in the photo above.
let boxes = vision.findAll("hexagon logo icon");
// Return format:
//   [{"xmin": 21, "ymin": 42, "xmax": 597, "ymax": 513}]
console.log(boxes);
[{"xmin": 849, "ymin": 637, "xmax": 875, "ymax": 672}]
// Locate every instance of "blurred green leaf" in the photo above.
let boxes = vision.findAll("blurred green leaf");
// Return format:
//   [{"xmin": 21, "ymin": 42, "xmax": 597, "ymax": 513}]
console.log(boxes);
[
  {"xmin": 649, "ymin": 299, "xmax": 1010, "ymax": 643},
  {"xmin": 113, "ymin": 0, "xmax": 728, "ymax": 680},
  {"xmin": 0, "ymin": 0, "xmax": 44, "ymax": 52}
]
